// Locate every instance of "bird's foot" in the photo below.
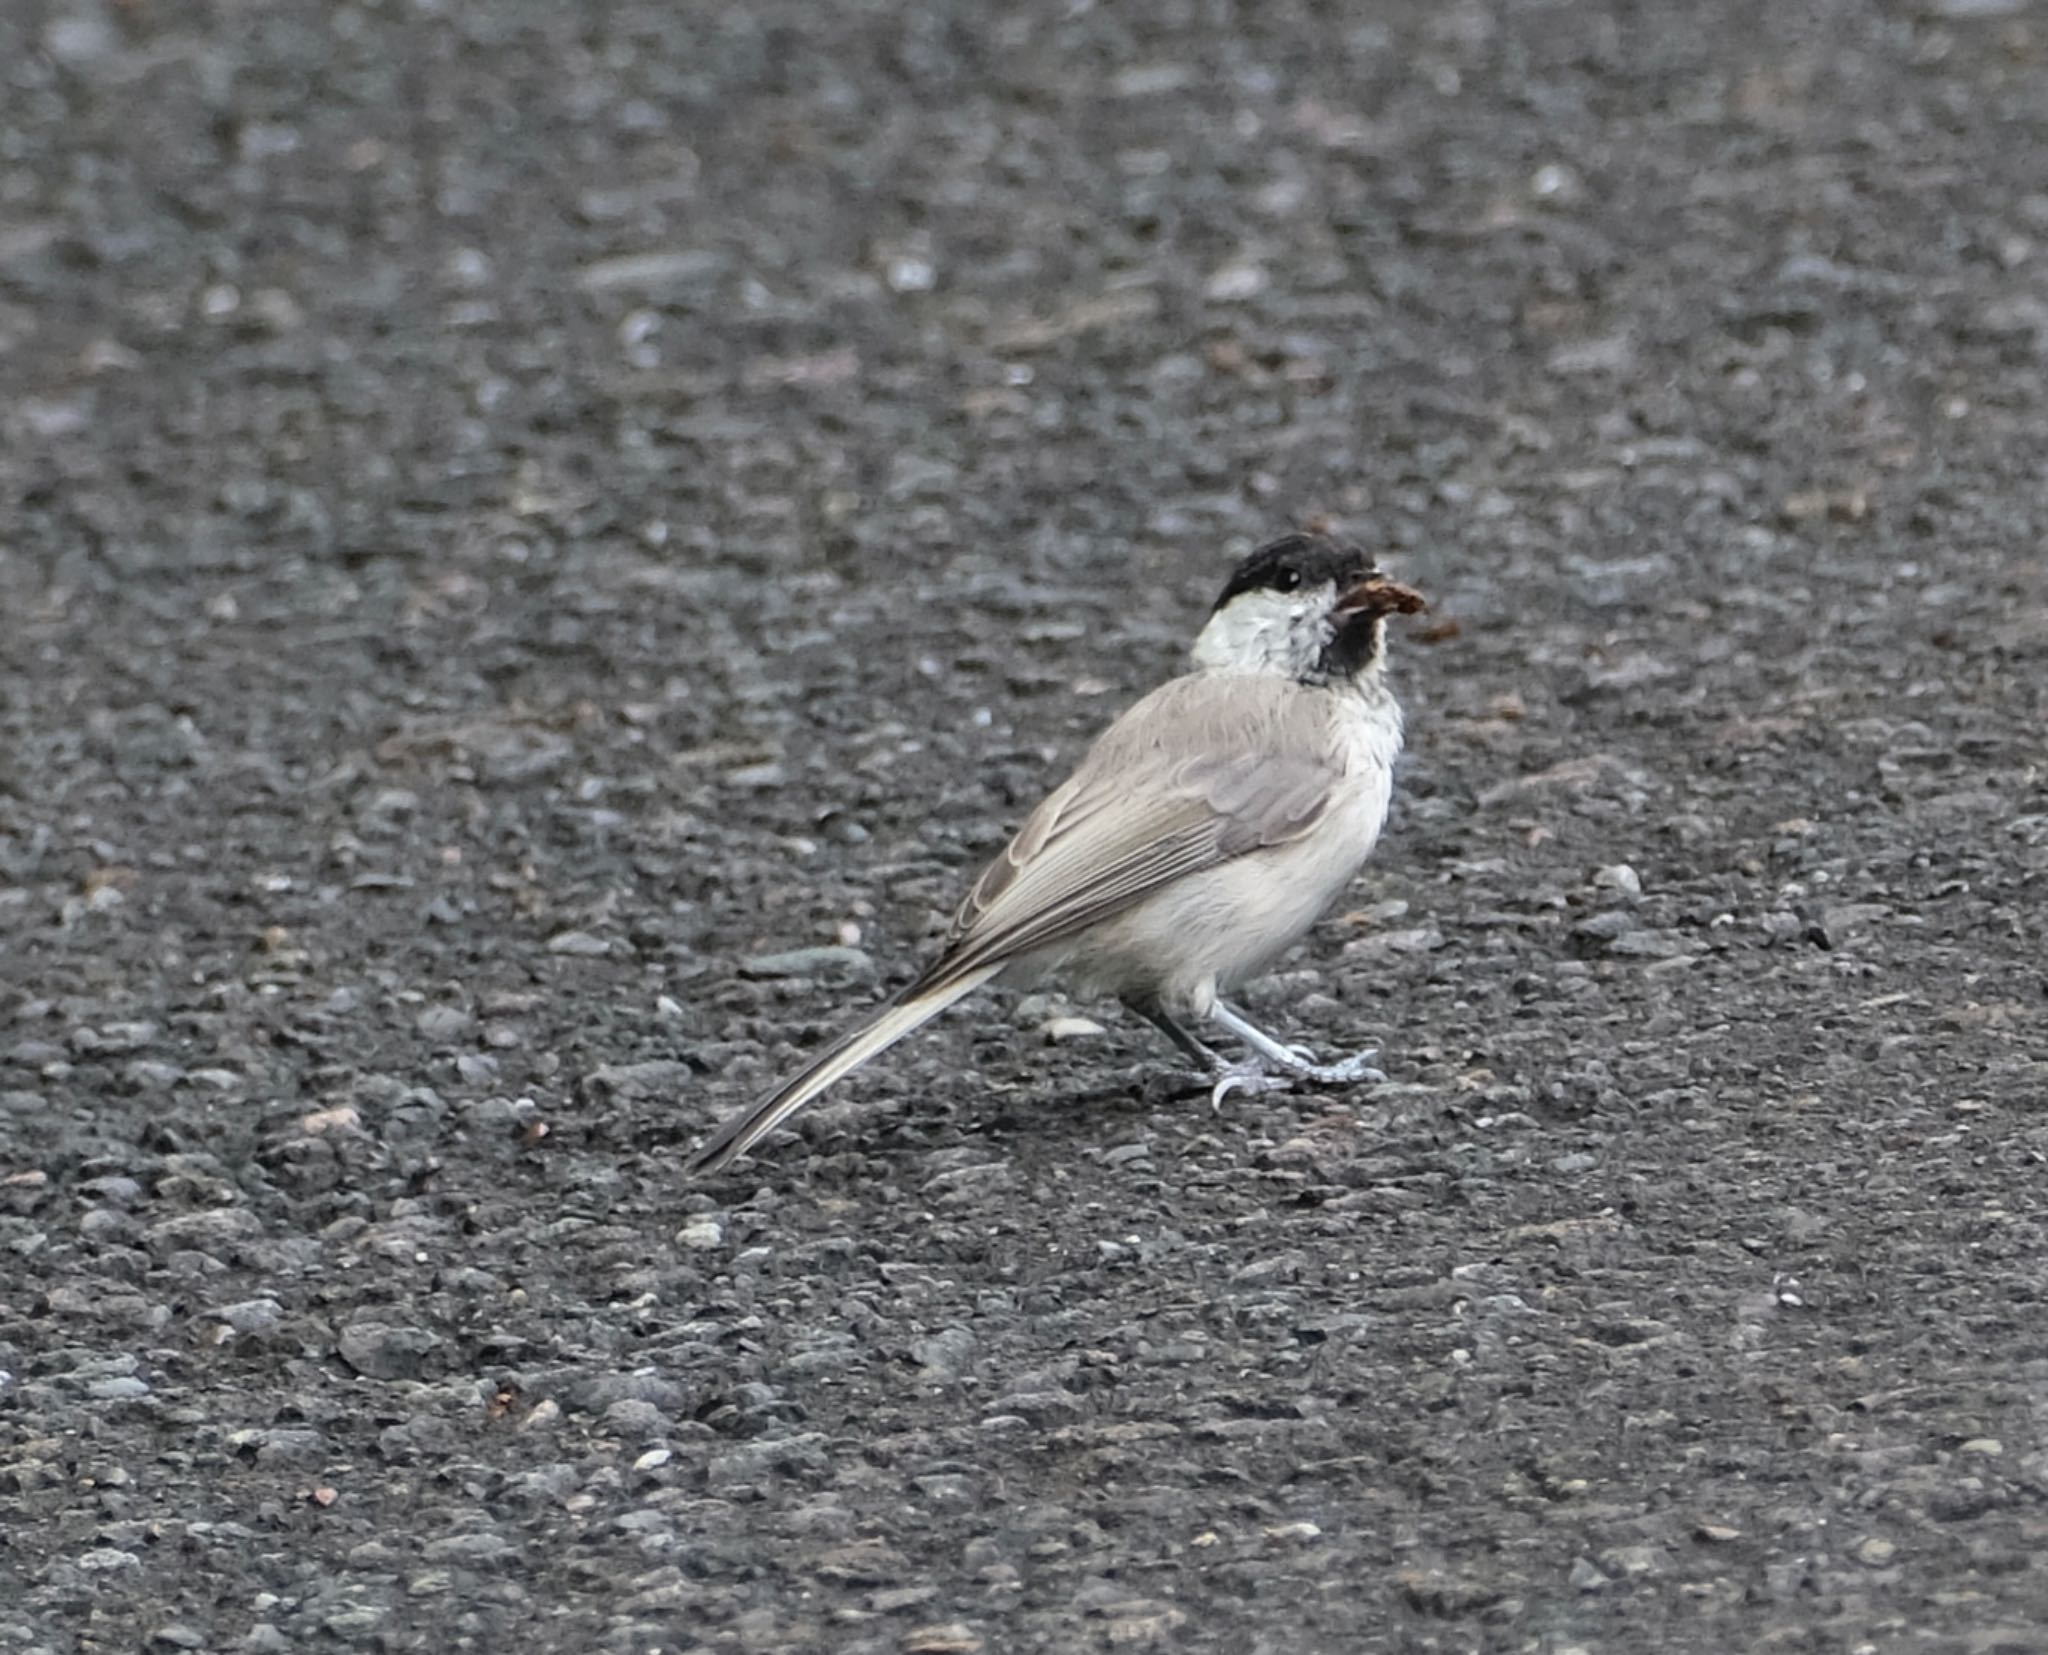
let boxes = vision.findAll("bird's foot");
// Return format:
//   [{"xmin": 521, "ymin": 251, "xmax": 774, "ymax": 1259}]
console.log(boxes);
[
  {"xmin": 1208, "ymin": 1004, "xmax": 1385, "ymax": 1086},
  {"xmin": 1272, "ymin": 1045, "xmax": 1386, "ymax": 1086},
  {"xmin": 1207, "ymin": 1060, "xmax": 1296, "ymax": 1110}
]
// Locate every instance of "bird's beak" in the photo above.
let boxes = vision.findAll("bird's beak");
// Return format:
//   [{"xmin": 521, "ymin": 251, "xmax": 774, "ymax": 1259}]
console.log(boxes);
[{"xmin": 1334, "ymin": 575, "xmax": 1429, "ymax": 619}]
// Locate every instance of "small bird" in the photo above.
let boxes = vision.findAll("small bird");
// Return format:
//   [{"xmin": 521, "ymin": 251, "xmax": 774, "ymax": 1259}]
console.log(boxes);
[{"xmin": 689, "ymin": 530, "xmax": 1427, "ymax": 1173}]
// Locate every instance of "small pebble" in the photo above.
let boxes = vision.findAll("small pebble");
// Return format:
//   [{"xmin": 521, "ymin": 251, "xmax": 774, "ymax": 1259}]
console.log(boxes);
[
  {"xmin": 335, "ymin": 1322, "xmax": 441, "ymax": 1381},
  {"xmin": 1263, "ymin": 1521, "xmax": 1322, "ymax": 1542},
  {"xmin": 546, "ymin": 930, "xmax": 612, "ymax": 956},
  {"xmin": 742, "ymin": 945, "xmax": 876, "ymax": 982},
  {"xmin": 603, "ymin": 1398, "xmax": 666, "ymax": 1437},
  {"xmin": 677, "ymin": 1218, "xmax": 723, "ymax": 1250},
  {"xmin": 415, "ymin": 1006, "xmax": 474, "ymax": 1042},
  {"xmin": 1594, "ymin": 863, "xmax": 1642, "ymax": 899}
]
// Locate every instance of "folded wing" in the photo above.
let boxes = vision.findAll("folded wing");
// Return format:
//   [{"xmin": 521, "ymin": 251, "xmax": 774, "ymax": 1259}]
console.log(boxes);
[{"xmin": 916, "ymin": 675, "xmax": 1344, "ymax": 986}]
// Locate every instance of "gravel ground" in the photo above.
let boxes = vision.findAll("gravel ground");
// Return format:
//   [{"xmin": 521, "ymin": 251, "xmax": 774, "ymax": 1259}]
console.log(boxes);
[{"xmin": 4, "ymin": 1, "xmax": 2047, "ymax": 1651}]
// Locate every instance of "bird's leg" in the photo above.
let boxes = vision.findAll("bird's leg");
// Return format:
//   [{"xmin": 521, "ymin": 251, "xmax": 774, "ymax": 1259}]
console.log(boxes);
[
  {"xmin": 1208, "ymin": 1002, "xmax": 1385, "ymax": 1086},
  {"xmin": 1124, "ymin": 999, "xmax": 1293, "ymax": 1109},
  {"xmin": 1123, "ymin": 999, "xmax": 1216, "ymax": 1067}
]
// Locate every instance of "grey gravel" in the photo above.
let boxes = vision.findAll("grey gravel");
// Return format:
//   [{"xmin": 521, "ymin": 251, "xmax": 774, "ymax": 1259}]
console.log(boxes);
[
  {"xmin": 3, "ymin": 1, "xmax": 2047, "ymax": 1652},
  {"xmin": 335, "ymin": 1322, "xmax": 443, "ymax": 1381},
  {"xmin": 742, "ymin": 945, "xmax": 879, "ymax": 983}
]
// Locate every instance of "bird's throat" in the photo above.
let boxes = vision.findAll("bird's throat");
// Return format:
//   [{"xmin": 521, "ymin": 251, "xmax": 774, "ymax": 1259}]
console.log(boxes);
[{"xmin": 1311, "ymin": 613, "xmax": 1386, "ymax": 683}]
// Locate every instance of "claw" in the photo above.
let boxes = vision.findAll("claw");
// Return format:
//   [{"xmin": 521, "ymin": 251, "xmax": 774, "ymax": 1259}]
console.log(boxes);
[{"xmin": 1208, "ymin": 1062, "xmax": 1294, "ymax": 1111}]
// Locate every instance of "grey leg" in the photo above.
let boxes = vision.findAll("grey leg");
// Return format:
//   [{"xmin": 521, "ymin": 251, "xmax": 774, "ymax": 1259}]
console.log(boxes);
[
  {"xmin": 1123, "ymin": 999, "xmax": 1216, "ymax": 1069},
  {"xmin": 1209, "ymin": 1002, "xmax": 1385, "ymax": 1086},
  {"xmin": 1125, "ymin": 999, "xmax": 1294, "ymax": 1109}
]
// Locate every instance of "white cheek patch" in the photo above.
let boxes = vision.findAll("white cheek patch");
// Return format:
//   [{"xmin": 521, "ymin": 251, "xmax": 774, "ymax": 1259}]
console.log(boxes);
[
  {"xmin": 1191, "ymin": 587, "xmax": 1333, "ymax": 675},
  {"xmin": 1192, "ymin": 595, "xmax": 1283, "ymax": 672}
]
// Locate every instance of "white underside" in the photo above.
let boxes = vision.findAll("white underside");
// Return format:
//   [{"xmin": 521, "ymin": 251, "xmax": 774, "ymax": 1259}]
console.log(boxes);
[{"xmin": 1000, "ymin": 690, "xmax": 1399, "ymax": 1017}]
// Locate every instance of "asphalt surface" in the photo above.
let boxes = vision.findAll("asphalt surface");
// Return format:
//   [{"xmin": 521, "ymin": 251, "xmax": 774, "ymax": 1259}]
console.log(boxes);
[{"xmin": 4, "ymin": 1, "xmax": 2047, "ymax": 1651}]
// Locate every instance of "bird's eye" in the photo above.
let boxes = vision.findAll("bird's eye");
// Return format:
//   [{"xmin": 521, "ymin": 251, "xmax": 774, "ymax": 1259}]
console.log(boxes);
[{"xmin": 1275, "ymin": 569, "xmax": 1302, "ymax": 593}]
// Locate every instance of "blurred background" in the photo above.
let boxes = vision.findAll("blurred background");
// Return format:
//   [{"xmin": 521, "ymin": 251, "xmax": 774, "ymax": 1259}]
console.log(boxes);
[{"xmin": 3, "ymin": 2, "xmax": 2046, "ymax": 1651}]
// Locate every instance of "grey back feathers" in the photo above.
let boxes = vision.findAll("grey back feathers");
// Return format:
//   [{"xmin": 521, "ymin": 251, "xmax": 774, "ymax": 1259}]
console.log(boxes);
[{"xmin": 940, "ymin": 675, "xmax": 1357, "ymax": 975}]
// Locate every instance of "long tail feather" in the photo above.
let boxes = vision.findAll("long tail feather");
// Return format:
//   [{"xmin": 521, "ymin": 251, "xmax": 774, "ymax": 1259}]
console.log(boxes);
[{"xmin": 688, "ymin": 963, "xmax": 1003, "ymax": 1174}]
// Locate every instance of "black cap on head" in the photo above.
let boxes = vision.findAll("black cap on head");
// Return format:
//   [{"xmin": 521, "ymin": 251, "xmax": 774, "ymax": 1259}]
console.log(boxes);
[{"xmin": 1211, "ymin": 532, "xmax": 1374, "ymax": 614}]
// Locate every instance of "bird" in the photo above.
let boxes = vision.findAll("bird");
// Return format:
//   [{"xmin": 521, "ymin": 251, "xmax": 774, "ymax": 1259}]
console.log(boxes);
[{"xmin": 688, "ymin": 529, "xmax": 1427, "ymax": 1173}]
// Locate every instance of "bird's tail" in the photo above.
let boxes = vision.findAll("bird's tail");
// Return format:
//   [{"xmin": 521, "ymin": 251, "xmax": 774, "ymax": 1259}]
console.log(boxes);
[{"xmin": 688, "ymin": 962, "xmax": 1004, "ymax": 1174}]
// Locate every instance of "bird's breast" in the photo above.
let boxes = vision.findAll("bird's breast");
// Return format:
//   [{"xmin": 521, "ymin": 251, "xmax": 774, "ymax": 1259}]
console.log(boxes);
[{"xmin": 1048, "ymin": 690, "xmax": 1403, "ymax": 1009}]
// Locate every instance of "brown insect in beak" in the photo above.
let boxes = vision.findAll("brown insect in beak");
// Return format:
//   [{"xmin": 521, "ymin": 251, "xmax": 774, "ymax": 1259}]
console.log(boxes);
[{"xmin": 1333, "ymin": 575, "xmax": 1429, "ymax": 620}]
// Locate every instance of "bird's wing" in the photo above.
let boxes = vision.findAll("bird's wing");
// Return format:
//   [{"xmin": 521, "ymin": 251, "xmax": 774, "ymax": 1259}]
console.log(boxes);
[
  {"xmin": 690, "ymin": 676, "xmax": 1348, "ymax": 1174},
  {"xmin": 923, "ymin": 675, "xmax": 1343, "ymax": 982}
]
